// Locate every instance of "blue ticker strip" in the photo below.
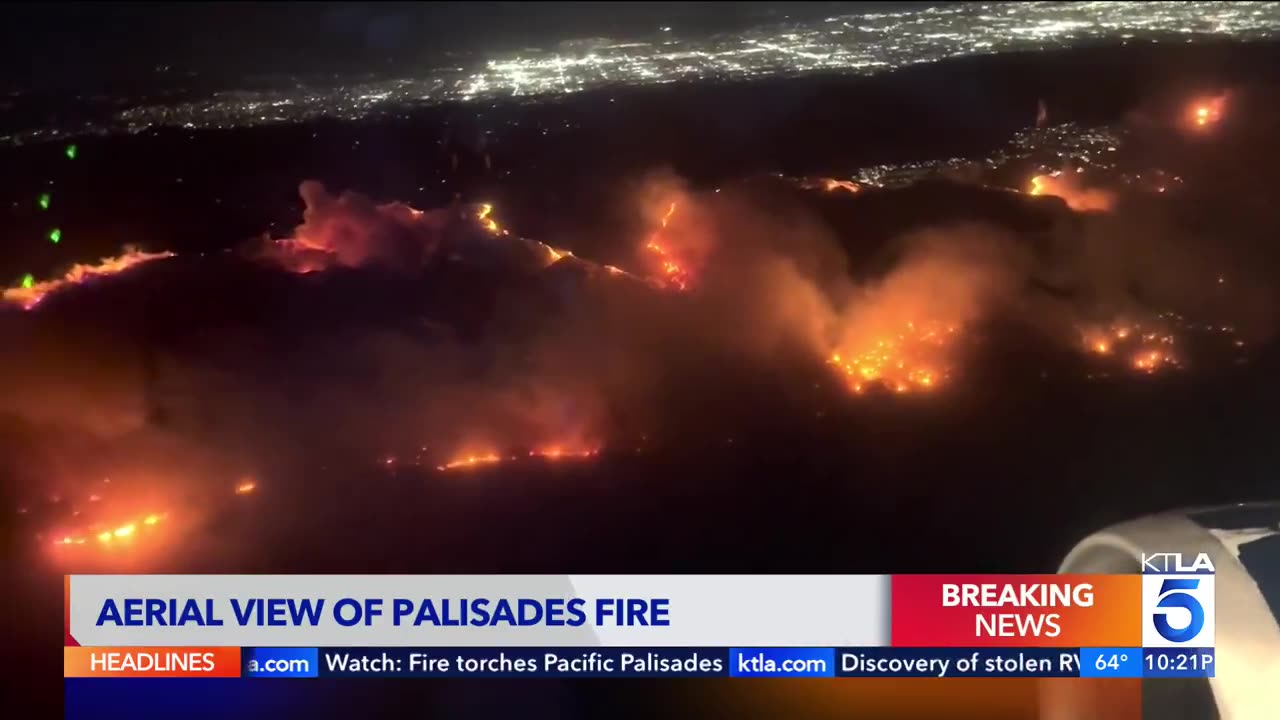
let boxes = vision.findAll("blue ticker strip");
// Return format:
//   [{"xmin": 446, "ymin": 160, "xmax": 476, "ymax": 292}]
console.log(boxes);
[
  {"xmin": 318, "ymin": 647, "xmax": 727, "ymax": 677},
  {"xmin": 1078, "ymin": 648, "xmax": 1143, "ymax": 678},
  {"xmin": 1142, "ymin": 648, "xmax": 1215, "ymax": 678},
  {"xmin": 837, "ymin": 648, "xmax": 1080, "ymax": 678},
  {"xmin": 242, "ymin": 648, "xmax": 319, "ymax": 678},
  {"xmin": 729, "ymin": 648, "xmax": 836, "ymax": 677}
]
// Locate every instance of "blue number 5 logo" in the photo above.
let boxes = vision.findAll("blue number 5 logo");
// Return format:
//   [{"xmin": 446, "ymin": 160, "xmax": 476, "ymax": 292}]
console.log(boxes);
[{"xmin": 1153, "ymin": 579, "xmax": 1205, "ymax": 643}]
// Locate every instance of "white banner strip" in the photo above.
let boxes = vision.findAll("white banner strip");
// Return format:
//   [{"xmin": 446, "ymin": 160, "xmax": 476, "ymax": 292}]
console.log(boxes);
[{"xmin": 68, "ymin": 574, "xmax": 890, "ymax": 648}]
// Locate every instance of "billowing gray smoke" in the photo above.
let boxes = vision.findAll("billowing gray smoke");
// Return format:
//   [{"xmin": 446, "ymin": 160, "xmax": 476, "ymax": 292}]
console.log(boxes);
[{"xmin": 257, "ymin": 180, "xmax": 452, "ymax": 272}]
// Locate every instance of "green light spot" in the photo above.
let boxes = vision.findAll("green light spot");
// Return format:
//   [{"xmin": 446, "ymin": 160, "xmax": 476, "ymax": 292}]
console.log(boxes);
[
  {"xmin": 38, "ymin": 193, "xmax": 50, "ymax": 210},
  {"xmin": 21, "ymin": 273, "xmax": 35, "ymax": 289},
  {"xmin": 65, "ymin": 144, "xmax": 77, "ymax": 160},
  {"xmin": 48, "ymin": 228, "xmax": 61, "ymax": 244}
]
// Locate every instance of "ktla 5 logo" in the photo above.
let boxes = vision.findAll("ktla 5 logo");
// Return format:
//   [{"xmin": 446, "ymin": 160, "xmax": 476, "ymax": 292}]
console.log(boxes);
[{"xmin": 1141, "ymin": 559, "xmax": 1216, "ymax": 648}]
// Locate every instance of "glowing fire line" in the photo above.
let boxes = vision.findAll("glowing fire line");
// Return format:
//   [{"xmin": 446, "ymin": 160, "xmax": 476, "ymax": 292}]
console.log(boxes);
[
  {"xmin": 48, "ymin": 477, "xmax": 259, "ymax": 552},
  {"xmin": 476, "ymin": 203, "xmax": 582, "ymax": 268},
  {"xmin": 53, "ymin": 512, "xmax": 168, "ymax": 548},
  {"xmin": 4, "ymin": 247, "xmax": 175, "ymax": 310},
  {"xmin": 437, "ymin": 447, "xmax": 600, "ymax": 472},
  {"xmin": 644, "ymin": 202, "xmax": 693, "ymax": 291}
]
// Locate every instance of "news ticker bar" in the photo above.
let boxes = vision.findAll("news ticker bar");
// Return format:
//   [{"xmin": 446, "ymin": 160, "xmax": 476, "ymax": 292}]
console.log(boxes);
[{"xmin": 64, "ymin": 647, "xmax": 1215, "ymax": 679}]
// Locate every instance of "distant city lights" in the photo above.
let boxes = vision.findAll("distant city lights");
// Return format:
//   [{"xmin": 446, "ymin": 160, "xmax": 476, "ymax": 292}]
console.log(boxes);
[{"xmin": 3, "ymin": 2, "xmax": 1276, "ymax": 144}]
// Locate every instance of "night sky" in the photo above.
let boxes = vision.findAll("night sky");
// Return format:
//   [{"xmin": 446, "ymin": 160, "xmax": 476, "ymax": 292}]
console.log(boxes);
[{"xmin": 2, "ymin": 2, "xmax": 924, "ymax": 91}]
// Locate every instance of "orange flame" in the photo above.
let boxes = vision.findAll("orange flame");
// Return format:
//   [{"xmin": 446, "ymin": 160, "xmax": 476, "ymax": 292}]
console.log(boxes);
[
  {"xmin": 48, "ymin": 473, "xmax": 255, "ymax": 554},
  {"xmin": 801, "ymin": 177, "xmax": 862, "ymax": 194},
  {"xmin": 528, "ymin": 447, "xmax": 600, "ymax": 461},
  {"xmin": 476, "ymin": 203, "xmax": 502, "ymax": 234},
  {"xmin": 1132, "ymin": 350, "xmax": 1174, "ymax": 373},
  {"xmin": 1080, "ymin": 322, "xmax": 1180, "ymax": 375},
  {"xmin": 3, "ymin": 247, "xmax": 175, "ymax": 310},
  {"xmin": 437, "ymin": 446, "xmax": 600, "ymax": 472},
  {"xmin": 477, "ymin": 203, "xmax": 580, "ymax": 267},
  {"xmin": 828, "ymin": 320, "xmax": 958, "ymax": 394},
  {"xmin": 46, "ymin": 471, "xmax": 262, "ymax": 555},
  {"xmin": 1188, "ymin": 94, "xmax": 1226, "ymax": 129},
  {"xmin": 1026, "ymin": 172, "xmax": 1114, "ymax": 212},
  {"xmin": 437, "ymin": 452, "xmax": 505, "ymax": 472},
  {"xmin": 52, "ymin": 512, "xmax": 169, "ymax": 549},
  {"xmin": 537, "ymin": 241, "xmax": 575, "ymax": 266},
  {"xmin": 644, "ymin": 202, "xmax": 693, "ymax": 291},
  {"xmin": 660, "ymin": 202, "xmax": 677, "ymax": 227}
]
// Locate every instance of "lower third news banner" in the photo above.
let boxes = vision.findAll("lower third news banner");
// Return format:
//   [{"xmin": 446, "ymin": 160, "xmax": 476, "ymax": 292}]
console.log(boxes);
[{"xmin": 62, "ymin": 573, "xmax": 1215, "ymax": 680}]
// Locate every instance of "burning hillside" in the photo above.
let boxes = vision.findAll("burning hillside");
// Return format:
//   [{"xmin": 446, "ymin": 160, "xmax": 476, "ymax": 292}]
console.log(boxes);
[
  {"xmin": 2, "ymin": 247, "xmax": 174, "ymax": 310},
  {"xmin": 644, "ymin": 202, "xmax": 693, "ymax": 291},
  {"xmin": 6, "ymin": 152, "xmax": 1272, "ymax": 564},
  {"xmin": 1027, "ymin": 170, "xmax": 1116, "ymax": 213}
]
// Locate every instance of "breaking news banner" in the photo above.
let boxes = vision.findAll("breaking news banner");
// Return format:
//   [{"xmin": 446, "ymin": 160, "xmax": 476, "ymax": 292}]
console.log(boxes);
[{"xmin": 62, "ymin": 572, "xmax": 1213, "ymax": 680}]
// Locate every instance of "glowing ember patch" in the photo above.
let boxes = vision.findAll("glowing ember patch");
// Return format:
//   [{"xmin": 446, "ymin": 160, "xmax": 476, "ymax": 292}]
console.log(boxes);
[
  {"xmin": 1080, "ymin": 322, "xmax": 1184, "ymax": 375},
  {"xmin": 2, "ymin": 247, "xmax": 175, "ymax": 310},
  {"xmin": 1188, "ymin": 95, "xmax": 1226, "ymax": 129},
  {"xmin": 234, "ymin": 480, "xmax": 257, "ymax": 495},
  {"xmin": 1133, "ymin": 350, "xmax": 1174, "ymax": 373},
  {"xmin": 828, "ymin": 321, "xmax": 957, "ymax": 395},
  {"xmin": 113, "ymin": 524, "xmax": 136, "ymax": 538}
]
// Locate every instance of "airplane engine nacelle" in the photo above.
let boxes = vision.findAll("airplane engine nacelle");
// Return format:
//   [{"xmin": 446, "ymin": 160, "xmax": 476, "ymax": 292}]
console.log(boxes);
[{"xmin": 1043, "ymin": 503, "xmax": 1280, "ymax": 720}]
